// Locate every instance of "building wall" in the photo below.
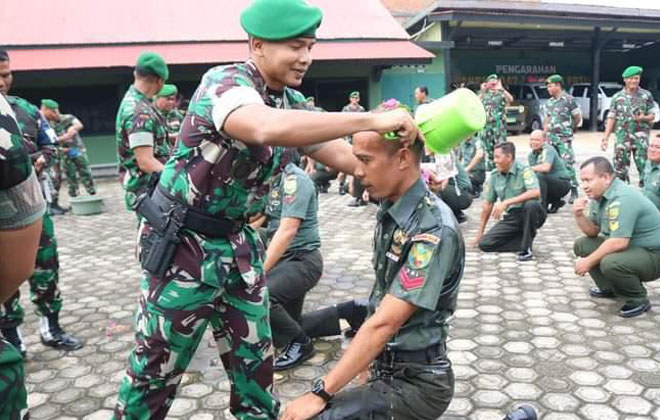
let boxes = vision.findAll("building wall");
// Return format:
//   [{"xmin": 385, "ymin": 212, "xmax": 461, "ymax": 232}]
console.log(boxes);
[{"xmin": 380, "ymin": 54, "xmax": 446, "ymax": 109}]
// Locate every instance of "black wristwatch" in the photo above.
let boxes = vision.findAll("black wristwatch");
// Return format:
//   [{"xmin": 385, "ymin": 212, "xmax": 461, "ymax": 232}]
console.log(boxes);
[{"xmin": 311, "ymin": 378, "xmax": 333, "ymax": 402}]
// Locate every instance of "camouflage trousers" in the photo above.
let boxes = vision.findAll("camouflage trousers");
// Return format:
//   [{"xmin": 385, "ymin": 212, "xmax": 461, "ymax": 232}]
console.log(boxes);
[
  {"xmin": 0, "ymin": 339, "xmax": 28, "ymax": 419},
  {"xmin": 548, "ymin": 134, "xmax": 578, "ymax": 188},
  {"xmin": 481, "ymin": 123, "xmax": 507, "ymax": 171},
  {"xmin": 0, "ymin": 211, "xmax": 62, "ymax": 329},
  {"xmin": 46, "ymin": 152, "xmax": 63, "ymax": 202},
  {"xmin": 613, "ymin": 132, "xmax": 649, "ymax": 186},
  {"xmin": 114, "ymin": 228, "xmax": 278, "ymax": 420},
  {"xmin": 63, "ymin": 152, "xmax": 96, "ymax": 197}
]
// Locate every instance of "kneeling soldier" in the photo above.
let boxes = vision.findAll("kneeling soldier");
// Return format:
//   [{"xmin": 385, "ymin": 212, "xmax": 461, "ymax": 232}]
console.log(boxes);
[{"xmin": 528, "ymin": 129, "xmax": 571, "ymax": 213}]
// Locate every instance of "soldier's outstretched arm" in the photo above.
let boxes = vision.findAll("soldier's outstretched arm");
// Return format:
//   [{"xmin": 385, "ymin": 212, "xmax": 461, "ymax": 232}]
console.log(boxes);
[
  {"xmin": 223, "ymin": 105, "xmax": 417, "ymax": 149},
  {"xmin": 306, "ymin": 139, "xmax": 358, "ymax": 175}
]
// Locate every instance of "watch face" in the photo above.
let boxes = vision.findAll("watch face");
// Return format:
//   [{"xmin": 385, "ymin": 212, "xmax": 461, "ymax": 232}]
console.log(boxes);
[{"xmin": 312, "ymin": 378, "xmax": 324, "ymax": 393}]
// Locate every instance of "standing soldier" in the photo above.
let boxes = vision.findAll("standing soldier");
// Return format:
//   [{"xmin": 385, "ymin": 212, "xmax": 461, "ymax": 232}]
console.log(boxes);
[
  {"xmin": 602, "ymin": 66, "xmax": 656, "ymax": 186},
  {"xmin": 413, "ymin": 85, "xmax": 431, "ymax": 109},
  {"xmin": 543, "ymin": 74, "xmax": 582, "ymax": 203},
  {"xmin": 41, "ymin": 99, "xmax": 97, "ymax": 198},
  {"xmin": 116, "ymin": 52, "xmax": 170, "ymax": 211},
  {"xmin": 340, "ymin": 91, "xmax": 366, "ymax": 198},
  {"xmin": 154, "ymin": 84, "xmax": 184, "ymax": 146},
  {"xmin": 111, "ymin": 0, "xmax": 417, "ymax": 418},
  {"xmin": 0, "ymin": 49, "xmax": 83, "ymax": 355},
  {"xmin": 479, "ymin": 74, "xmax": 513, "ymax": 170},
  {"xmin": 40, "ymin": 101, "xmax": 67, "ymax": 215}
]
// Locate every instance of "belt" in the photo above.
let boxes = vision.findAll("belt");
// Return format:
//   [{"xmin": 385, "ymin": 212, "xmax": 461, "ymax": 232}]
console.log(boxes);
[
  {"xmin": 151, "ymin": 186, "xmax": 244, "ymax": 237},
  {"xmin": 376, "ymin": 342, "xmax": 447, "ymax": 365}
]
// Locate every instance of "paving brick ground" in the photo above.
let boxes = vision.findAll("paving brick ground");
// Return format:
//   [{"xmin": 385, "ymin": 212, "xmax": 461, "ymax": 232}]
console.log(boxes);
[{"xmin": 13, "ymin": 131, "xmax": 660, "ymax": 419}]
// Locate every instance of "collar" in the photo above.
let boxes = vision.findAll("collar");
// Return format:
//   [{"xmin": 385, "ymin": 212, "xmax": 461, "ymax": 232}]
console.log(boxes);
[
  {"xmin": 378, "ymin": 178, "xmax": 427, "ymax": 228},
  {"xmin": 245, "ymin": 60, "xmax": 268, "ymax": 99},
  {"xmin": 499, "ymin": 160, "xmax": 520, "ymax": 176},
  {"xmin": 650, "ymin": 161, "xmax": 660, "ymax": 170},
  {"xmin": 602, "ymin": 178, "xmax": 623, "ymax": 200},
  {"xmin": 130, "ymin": 85, "xmax": 149, "ymax": 101}
]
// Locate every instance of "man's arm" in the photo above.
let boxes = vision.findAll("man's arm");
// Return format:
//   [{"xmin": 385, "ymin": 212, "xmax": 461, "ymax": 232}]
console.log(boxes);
[
  {"xmin": 501, "ymin": 189, "xmax": 541, "ymax": 209},
  {"xmin": 465, "ymin": 148, "xmax": 484, "ymax": 173},
  {"xmin": 531, "ymin": 162, "xmax": 552, "ymax": 173},
  {"xmin": 601, "ymin": 115, "xmax": 616, "ymax": 150},
  {"xmin": 306, "ymin": 139, "xmax": 358, "ymax": 176},
  {"xmin": 262, "ymin": 217, "xmax": 301, "ymax": 273},
  {"xmin": 58, "ymin": 119, "xmax": 83, "ymax": 144},
  {"xmin": 134, "ymin": 146, "xmax": 164, "ymax": 173},
  {"xmin": 501, "ymin": 89, "xmax": 514, "ymax": 105},
  {"xmin": 572, "ymin": 112, "xmax": 583, "ymax": 129},
  {"xmin": 573, "ymin": 198, "xmax": 600, "ymax": 237},
  {"xmin": 473, "ymin": 201, "xmax": 494, "ymax": 246}
]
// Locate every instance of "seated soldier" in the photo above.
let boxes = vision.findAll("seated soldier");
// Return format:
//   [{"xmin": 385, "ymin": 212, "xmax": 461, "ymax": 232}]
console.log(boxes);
[
  {"xmin": 260, "ymin": 158, "xmax": 324, "ymax": 370},
  {"xmin": 641, "ymin": 134, "xmax": 660, "ymax": 209},
  {"xmin": 283, "ymin": 119, "xmax": 464, "ymax": 420},
  {"xmin": 528, "ymin": 130, "xmax": 571, "ymax": 213},
  {"xmin": 428, "ymin": 160, "xmax": 473, "ymax": 223},
  {"xmin": 308, "ymin": 159, "xmax": 338, "ymax": 193},
  {"xmin": 458, "ymin": 135, "xmax": 486, "ymax": 196},
  {"xmin": 474, "ymin": 142, "xmax": 546, "ymax": 261},
  {"xmin": 573, "ymin": 156, "xmax": 660, "ymax": 318}
]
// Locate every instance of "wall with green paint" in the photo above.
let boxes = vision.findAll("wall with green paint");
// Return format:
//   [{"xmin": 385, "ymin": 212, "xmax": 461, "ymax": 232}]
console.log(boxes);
[{"xmin": 380, "ymin": 53, "xmax": 445, "ymax": 109}]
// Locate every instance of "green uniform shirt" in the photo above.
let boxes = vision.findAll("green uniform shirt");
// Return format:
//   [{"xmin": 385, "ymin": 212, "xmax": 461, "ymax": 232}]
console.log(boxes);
[
  {"xmin": 371, "ymin": 178, "xmax": 464, "ymax": 351},
  {"xmin": 485, "ymin": 161, "xmax": 540, "ymax": 210},
  {"xmin": 588, "ymin": 178, "xmax": 660, "ymax": 250},
  {"xmin": 458, "ymin": 137, "xmax": 486, "ymax": 174},
  {"xmin": 545, "ymin": 92, "xmax": 580, "ymax": 139},
  {"xmin": 609, "ymin": 87, "xmax": 655, "ymax": 141},
  {"xmin": 265, "ymin": 163, "xmax": 320, "ymax": 254},
  {"xmin": 642, "ymin": 161, "xmax": 660, "ymax": 209},
  {"xmin": 455, "ymin": 163, "xmax": 473, "ymax": 192},
  {"xmin": 527, "ymin": 143, "xmax": 570, "ymax": 180}
]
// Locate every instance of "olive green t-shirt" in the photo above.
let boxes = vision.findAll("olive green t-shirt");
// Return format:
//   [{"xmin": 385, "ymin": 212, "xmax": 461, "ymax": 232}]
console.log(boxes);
[
  {"xmin": 484, "ymin": 161, "xmax": 540, "ymax": 210},
  {"xmin": 527, "ymin": 144, "xmax": 570, "ymax": 180},
  {"xmin": 588, "ymin": 178, "xmax": 660, "ymax": 250},
  {"xmin": 642, "ymin": 160, "xmax": 660, "ymax": 209},
  {"xmin": 458, "ymin": 137, "xmax": 486, "ymax": 173}
]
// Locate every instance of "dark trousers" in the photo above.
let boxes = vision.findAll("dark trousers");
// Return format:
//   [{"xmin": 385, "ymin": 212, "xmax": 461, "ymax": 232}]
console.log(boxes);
[
  {"xmin": 439, "ymin": 182, "xmax": 473, "ymax": 216},
  {"xmin": 468, "ymin": 170, "xmax": 486, "ymax": 195},
  {"xmin": 268, "ymin": 249, "xmax": 323, "ymax": 348},
  {"xmin": 313, "ymin": 169, "xmax": 338, "ymax": 190},
  {"xmin": 352, "ymin": 176, "xmax": 365, "ymax": 199},
  {"xmin": 574, "ymin": 236, "xmax": 660, "ymax": 305},
  {"xmin": 479, "ymin": 201, "xmax": 546, "ymax": 253},
  {"xmin": 537, "ymin": 173, "xmax": 571, "ymax": 208},
  {"xmin": 314, "ymin": 359, "xmax": 454, "ymax": 420}
]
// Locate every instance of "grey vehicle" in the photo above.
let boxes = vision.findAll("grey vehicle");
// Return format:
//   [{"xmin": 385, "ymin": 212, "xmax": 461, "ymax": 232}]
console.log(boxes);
[{"xmin": 508, "ymin": 83, "xmax": 550, "ymax": 132}]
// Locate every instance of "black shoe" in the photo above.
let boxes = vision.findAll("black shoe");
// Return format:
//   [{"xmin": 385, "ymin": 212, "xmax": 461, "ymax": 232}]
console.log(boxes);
[
  {"xmin": 455, "ymin": 211, "xmax": 468, "ymax": 224},
  {"xmin": 320, "ymin": 184, "xmax": 329, "ymax": 194},
  {"xmin": 40, "ymin": 313, "xmax": 84, "ymax": 351},
  {"xmin": 339, "ymin": 183, "xmax": 347, "ymax": 196},
  {"xmin": 518, "ymin": 248, "xmax": 534, "ymax": 261},
  {"xmin": 49, "ymin": 203, "xmax": 68, "ymax": 216},
  {"xmin": 568, "ymin": 187, "xmax": 578, "ymax": 204},
  {"xmin": 503, "ymin": 404, "xmax": 537, "ymax": 420},
  {"xmin": 273, "ymin": 339, "xmax": 316, "ymax": 371},
  {"xmin": 619, "ymin": 300, "xmax": 651, "ymax": 318},
  {"xmin": 589, "ymin": 287, "xmax": 616, "ymax": 299},
  {"xmin": 547, "ymin": 199, "xmax": 566, "ymax": 214},
  {"xmin": 341, "ymin": 299, "xmax": 368, "ymax": 338},
  {"xmin": 1, "ymin": 327, "xmax": 27, "ymax": 357},
  {"xmin": 347, "ymin": 198, "xmax": 365, "ymax": 207}
]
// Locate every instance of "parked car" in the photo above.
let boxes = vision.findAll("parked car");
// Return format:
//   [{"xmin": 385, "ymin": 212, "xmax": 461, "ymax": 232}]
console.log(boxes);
[{"xmin": 508, "ymin": 83, "xmax": 550, "ymax": 132}]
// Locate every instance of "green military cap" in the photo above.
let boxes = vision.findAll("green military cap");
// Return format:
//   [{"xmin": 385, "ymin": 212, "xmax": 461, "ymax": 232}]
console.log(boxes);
[
  {"xmin": 41, "ymin": 99, "xmax": 59, "ymax": 110},
  {"xmin": 485, "ymin": 74, "xmax": 498, "ymax": 82},
  {"xmin": 545, "ymin": 74, "xmax": 563, "ymax": 84},
  {"xmin": 240, "ymin": 0, "xmax": 323, "ymax": 41},
  {"xmin": 136, "ymin": 52, "xmax": 169, "ymax": 80},
  {"xmin": 622, "ymin": 66, "xmax": 643, "ymax": 79},
  {"xmin": 349, "ymin": 91, "xmax": 360, "ymax": 98},
  {"xmin": 157, "ymin": 84, "xmax": 178, "ymax": 97}
]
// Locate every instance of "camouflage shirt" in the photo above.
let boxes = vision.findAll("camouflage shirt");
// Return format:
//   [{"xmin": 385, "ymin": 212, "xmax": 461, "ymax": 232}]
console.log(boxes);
[
  {"xmin": 341, "ymin": 103, "xmax": 365, "ymax": 113},
  {"xmin": 481, "ymin": 90, "xmax": 507, "ymax": 126},
  {"xmin": 159, "ymin": 108, "xmax": 185, "ymax": 137},
  {"xmin": 545, "ymin": 92, "xmax": 580, "ymax": 139},
  {"xmin": 371, "ymin": 178, "xmax": 464, "ymax": 351},
  {"xmin": 6, "ymin": 96, "xmax": 57, "ymax": 170},
  {"xmin": 609, "ymin": 87, "xmax": 656, "ymax": 140},
  {"xmin": 51, "ymin": 114, "xmax": 85, "ymax": 157},
  {"xmin": 115, "ymin": 85, "xmax": 170, "ymax": 209}
]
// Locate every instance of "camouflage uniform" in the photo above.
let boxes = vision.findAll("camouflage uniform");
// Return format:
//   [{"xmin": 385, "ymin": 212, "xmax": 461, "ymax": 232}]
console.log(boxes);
[
  {"xmin": 51, "ymin": 114, "xmax": 96, "ymax": 197},
  {"xmin": 545, "ymin": 92, "xmax": 581, "ymax": 188},
  {"xmin": 609, "ymin": 87, "xmax": 656, "ymax": 185},
  {"xmin": 115, "ymin": 85, "xmax": 170, "ymax": 210},
  {"xmin": 0, "ymin": 94, "xmax": 44, "ymax": 420},
  {"xmin": 341, "ymin": 103, "xmax": 365, "ymax": 145},
  {"xmin": 0, "ymin": 96, "xmax": 63, "ymax": 332},
  {"xmin": 479, "ymin": 90, "xmax": 507, "ymax": 170},
  {"xmin": 114, "ymin": 61, "xmax": 314, "ymax": 420},
  {"xmin": 162, "ymin": 108, "xmax": 185, "ymax": 139}
]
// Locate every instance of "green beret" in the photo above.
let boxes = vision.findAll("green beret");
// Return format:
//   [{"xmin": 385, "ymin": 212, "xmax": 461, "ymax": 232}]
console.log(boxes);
[
  {"xmin": 41, "ymin": 99, "xmax": 59, "ymax": 110},
  {"xmin": 486, "ymin": 74, "xmax": 498, "ymax": 82},
  {"xmin": 622, "ymin": 66, "xmax": 643, "ymax": 79},
  {"xmin": 349, "ymin": 91, "xmax": 360, "ymax": 98},
  {"xmin": 136, "ymin": 52, "xmax": 169, "ymax": 80},
  {"xmin": 157, "ymin": 84, "xmax": 178, "ymax": 97},
  {"xmin": 545, "ymin": 74, "xmax": 563, "ymax": 84},
  {"xmin": 241, "ymin": 0, "xmax": 323, "ymax": 41}
]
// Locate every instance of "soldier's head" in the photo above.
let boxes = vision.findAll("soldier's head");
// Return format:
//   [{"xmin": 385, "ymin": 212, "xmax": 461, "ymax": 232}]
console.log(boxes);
[
  {"xmin": 155, "ymin": 84, "xmax": 178, "ymax": 112},
  {"xmin": 134, "ymin": 52, "xmax": 168, "ymax": 98},
  {"xmin": 493, "ymin": 142, "xmax": 516, "ymax": 173},
  {"xmin": 414, "ymin": 86, "xmax": 429, "ymax": 104},
  {"xmin": 648, "ymin": 135, "xmax": 660, "ymax": 164},
  {"xmin": 622, "ymin": 66, "xmax": 642, "ymax": 91},
  {"xmin": 579, "ymin": 156, "xmax": 614, "ymax": 200},
  {"xmin": 349, "ymin": 91, "xmax": 360, "ymax": 105},
  {"xmin": 0, "ymin": 49, "xmax": 13, "ymax": 96},
  {"xmin": 529, "ymin": 130, "xmax": 545, "ymax": 152},
  {"xmin": 545, "ymin": 74, "xmax": 563, "ymax": 97},
  {"xmin": 242, "ymin": 0, "xmax": 322, "ymax": 90},
  {"xmin": 485, "ymin": 74, "xmax": 499, "ymax": 90},
  {"xmin": 40, "ymin": 99, "xmax": 60, "ymax": 121}
]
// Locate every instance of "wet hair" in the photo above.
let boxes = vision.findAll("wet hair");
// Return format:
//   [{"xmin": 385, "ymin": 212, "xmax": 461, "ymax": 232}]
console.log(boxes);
[
  {"xmin": 416, "ymin": 86, "xmax": 429, "ymax": 96},
  {"xmin": 494, "ymin": 141, "xmax": 516, "ymax": 159},
  {"xmin": 371, "ymin": 99, "xmax": 424, "ymax": 161},
  {"xmin": 0, "ymin": 49, "xmax": 9, "ymax": 62},
  {"xmin": 580, "ymin": 156, "xmax": 614, "ymax": 176}
]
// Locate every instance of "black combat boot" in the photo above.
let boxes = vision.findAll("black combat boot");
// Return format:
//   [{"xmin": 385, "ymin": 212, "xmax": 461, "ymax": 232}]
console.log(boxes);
[
  {"xmin": 568, "ymin": 186, "xmax": 578, "ymax": 204},
  {"xmin": 49, "ymin": 200, "xmax": 68, "ymax": 216},
  {"xmin": 1, "ymin": 326, "xmax": 27, "ymax": 357},
  {"xmin": 40, "ymin": 312, "xmax": 83, "ymax": 351},
  {"xmin": 502, "ymin": 404, "xmax": 537, "ymax": 420}
]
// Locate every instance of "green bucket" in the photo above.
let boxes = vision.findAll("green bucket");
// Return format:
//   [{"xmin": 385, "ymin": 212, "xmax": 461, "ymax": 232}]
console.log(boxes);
[
  {"xmin": 69, "ymin": 196, "xmax": 104, "ymax": 216},
  {"xmin": 415, "ymin": 88, "xmax": 486, "ymax": 154}
]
